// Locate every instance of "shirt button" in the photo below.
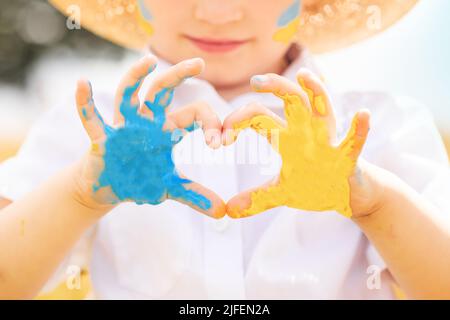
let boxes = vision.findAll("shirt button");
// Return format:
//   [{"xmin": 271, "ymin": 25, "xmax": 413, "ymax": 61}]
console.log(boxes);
[{"xmin": 212, "ymin": 217, "xmax": 229, "ymax": 233}]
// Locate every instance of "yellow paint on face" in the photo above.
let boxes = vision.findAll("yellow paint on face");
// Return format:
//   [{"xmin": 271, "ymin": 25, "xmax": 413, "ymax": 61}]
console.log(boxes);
[
  {"xmin": 136, "ymin": 1, "xmax": 154, "ymax": 36},
  {"xmin": 232, "ymin": 94, "xmax": 360, "ymax": 218},
  {"xmin": 137, "ymin": 13, "xmax": 154, "ymax": 36},
  {"xmin": 272, "ymin": 17, "xmax": 300, "ymax": 44}
]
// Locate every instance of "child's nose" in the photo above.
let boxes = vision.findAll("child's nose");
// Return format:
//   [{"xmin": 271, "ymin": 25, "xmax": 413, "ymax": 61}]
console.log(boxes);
[{"xmin": 194, "ymin": 0, "xmax": 243, "ymax": 25}]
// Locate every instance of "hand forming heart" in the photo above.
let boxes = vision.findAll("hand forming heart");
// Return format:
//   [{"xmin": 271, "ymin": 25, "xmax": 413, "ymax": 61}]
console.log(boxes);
[
  {"xmin": 75, "ymin": 56, "xmax": 369, "ymax": 220},
  {"xmin": 224, "ymin": 70, "xmax": 370, "ymax": 218},
  {"xmin": 75, "ymin": 56, "xmax": 225, "ymax": 218}
]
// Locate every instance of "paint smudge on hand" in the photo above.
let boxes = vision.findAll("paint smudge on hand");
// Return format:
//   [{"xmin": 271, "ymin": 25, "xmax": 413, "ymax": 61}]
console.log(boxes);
[
  {"xmin": 93, "ymin": 81, "xmax": 212, "ymax": 211},
  {"xmin": 232, "ymin": 93, "xmax": 364, "ymax": 218}
]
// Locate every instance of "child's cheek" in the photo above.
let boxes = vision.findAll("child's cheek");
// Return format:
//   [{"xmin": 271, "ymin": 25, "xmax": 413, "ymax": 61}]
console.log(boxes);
[{"xmin": 273, "ymin": 0, "xmax": 302, "ymax": 44}]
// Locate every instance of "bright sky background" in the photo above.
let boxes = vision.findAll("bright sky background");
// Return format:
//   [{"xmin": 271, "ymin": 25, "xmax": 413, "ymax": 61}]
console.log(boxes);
[{"xmin": 316, "ymin": 0, "xmax": 450, "ymax": 129}]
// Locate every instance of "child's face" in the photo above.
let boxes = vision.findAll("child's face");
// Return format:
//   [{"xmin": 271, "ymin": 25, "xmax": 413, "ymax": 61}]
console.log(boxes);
[{"xmin": 143, "ymin": 0, "xmax": 303, "ymax": 88}]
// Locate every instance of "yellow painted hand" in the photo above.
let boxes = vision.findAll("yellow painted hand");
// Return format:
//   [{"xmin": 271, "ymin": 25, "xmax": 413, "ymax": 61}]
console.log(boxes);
[{"xmin": 226, "ymin": 70, "xmax": 370, "ymax": 218}]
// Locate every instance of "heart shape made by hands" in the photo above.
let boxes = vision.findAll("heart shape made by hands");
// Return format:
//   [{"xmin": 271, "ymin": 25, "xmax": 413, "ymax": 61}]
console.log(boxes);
[
  {"xmin": 77, "ymin": 58, "xmax": 369, "ymax": 220},
  {"xmin": 213, "ymin": 72, "xmax": 369, "ymax": 219}
]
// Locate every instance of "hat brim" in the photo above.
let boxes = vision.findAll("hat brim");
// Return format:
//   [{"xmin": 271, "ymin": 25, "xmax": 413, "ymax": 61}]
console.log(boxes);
[{"xmin": 49, "ymin": 0, "xmax": 418, "ymax": 53}]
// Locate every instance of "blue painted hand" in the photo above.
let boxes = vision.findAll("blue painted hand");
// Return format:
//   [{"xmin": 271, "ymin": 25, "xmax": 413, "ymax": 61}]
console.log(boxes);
[{"xmin": 75, "ymin": 55, "xmax": 226, "ymax": 218}]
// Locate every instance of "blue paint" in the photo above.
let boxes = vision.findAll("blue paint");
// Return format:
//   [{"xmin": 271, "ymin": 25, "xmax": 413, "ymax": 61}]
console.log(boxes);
[
  {"xmin": 184, "ymin": 121, "xmax": 200, "ymax": 132},
  {"xmin": 277, "ymin": 0, "xmax": 301, "ymax": 27},
  {"xmin": 94, "ymin": 81, "xmax": 211, "ymax": 210},
  {"xmin": 137, "ymin": 0, "xmax": 153, "ymax": 22},
  {"xmin": 251, "ymin": 75, "xmax": 270, "ymax": 90},
  {"xmin": 148, "ymin": 64, "xmax": 156, "ymax": 74},
  {"xmin": 81, "ymin": 107, "xmax": 88, "ymax": 119}
]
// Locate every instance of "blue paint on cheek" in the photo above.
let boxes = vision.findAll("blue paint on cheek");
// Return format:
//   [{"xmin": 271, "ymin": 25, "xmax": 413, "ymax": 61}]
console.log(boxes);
[
  {"xmin": 94, "ymin": 82, "xmax": 212, "ymax": 210},
  {"xmin": 137, "ymin": 0, "xmax": 153, "ymax": 22},
  {"xmin": 82, "ymin": 107, "xmax": 88, "ymax": 119},
  {"xmin": 277, "ymin": 0, "xmax": 301, "ymax": 27}
]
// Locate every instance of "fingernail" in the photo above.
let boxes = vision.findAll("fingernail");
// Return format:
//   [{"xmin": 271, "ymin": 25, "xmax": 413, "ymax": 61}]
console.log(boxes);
[
  {"xmin": 221, "ymin": 131, "xmax": 227, "ymax": 145},
  {"xmin": 251, "ymin": 75, "xmax": 270, "ymax": 88},
  {"xmin": 185, "ymin": 58, "xmax": 198, "ymax": 67},
  {"xmin": 210, "ymin": 134, "xmax": 217, "ymax": 147},
  {"xmin": 139, "ymin": 54, "xmax": 156, "ymax": 66},
  {"xmin": 222, "ymin": 129, "xmax": 236, "ymax": 145},
  {"xmin": 205, "ymin": 130, "xmax": 213, "ymax": 144}
]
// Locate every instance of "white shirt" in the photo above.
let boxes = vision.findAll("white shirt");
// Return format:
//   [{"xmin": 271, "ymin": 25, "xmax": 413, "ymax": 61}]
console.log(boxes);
[{"xmin": 0, "ymin": 49, "xmax": 449, "ymax": 299}]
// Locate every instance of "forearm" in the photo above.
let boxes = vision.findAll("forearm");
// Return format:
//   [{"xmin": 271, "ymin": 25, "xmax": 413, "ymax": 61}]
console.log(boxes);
[
  {"xmin": 0, "ymin": 163, "xmax": 112, "ymax": 299},
  {"xmin": 353, "ymin": 163, "xmax": 450, "ymax": 299}
]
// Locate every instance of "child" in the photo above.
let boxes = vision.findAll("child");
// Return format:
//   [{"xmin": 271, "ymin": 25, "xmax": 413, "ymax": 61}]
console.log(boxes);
[{"xmin": 0, "ymin": 0, "xmax": 449, "ymax": 299}]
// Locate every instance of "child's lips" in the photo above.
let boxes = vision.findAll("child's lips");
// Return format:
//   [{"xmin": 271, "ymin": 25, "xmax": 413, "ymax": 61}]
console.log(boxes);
[{"xmin": 184, "ymin": 35, "xmax": 251, "ymax": 53}]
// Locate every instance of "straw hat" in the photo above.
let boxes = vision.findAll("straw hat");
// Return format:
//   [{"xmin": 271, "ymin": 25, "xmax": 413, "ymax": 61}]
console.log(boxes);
[{"xmin": 49, "ymin": 0, "xmax": 418, "ymax": 53}]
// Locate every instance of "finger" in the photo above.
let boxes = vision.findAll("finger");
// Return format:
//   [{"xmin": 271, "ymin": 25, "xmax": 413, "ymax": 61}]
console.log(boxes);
[
  {"xmin": 296, "ymin": 68, "xmax": 336, "ymax": 140},
  {"xmin": 339, "ymin": 110, "xmax": 371, "ymax": 161},
  {"xmin": 184, "ymin": 122, "xmax": 200, "ymax": 133},
  {"xmin": 222, "ymin": 102, "xmax": 286, "ymax": 146},
  {"xmin": 164, "ymin": 121, "xmax": 201, "ymax": 146},
  {"xmin": 250, "ymin": 73, "xmax": 311, "ymax": 111},
  {"xmin": 167, "ymin": 101, "xmax": 222, "ymax": 149},
  {"xmin": 230, "ymin": 115, "xmax": 285, "ymax": 150},
  {"xmin": 142, "ymin": 58, "xmax": 205, "ymax": 115},
  {"xmin": 76, "ymin": 79, "xmax": 108, "ymax": 143},
  {"xmin": 296, "ymin": 68, "xmax": 333, "ymax": 117},
  {"xmin": 114, "ymin": 54, "xmax": 158, "ymax": 124},
  {"xmin": 226, "ymin": 178, "xmax": 279, "ymax": 219},
  {"xmin": 168, "ymin": 176, "xmax": 226, "ymax": 219}
]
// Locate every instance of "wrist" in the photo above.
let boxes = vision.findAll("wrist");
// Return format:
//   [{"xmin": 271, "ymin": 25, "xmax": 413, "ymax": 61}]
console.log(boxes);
[
  {"xmin": 67, "ymin": 160, "xmax": 116, "ymax": 218},
  {"xmin": 349, "ymin": 160, "xmax": 389, "ymax": 220}
]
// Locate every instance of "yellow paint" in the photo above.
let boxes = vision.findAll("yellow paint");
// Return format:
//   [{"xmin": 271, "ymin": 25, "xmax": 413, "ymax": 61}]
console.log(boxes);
[
  {"xmin": 232, "ymin": 93, "xmax": 361, "ymax": 218},
  {"xmin": 35, "ymin": 269, "xmax": 92, "ymax": 300},
  {"xmin": 136, "ymin": 8, "xmax": 154, "ymax": 36},
  {"xmin": 392, "ymin": 283, "xmax": 407, "ymax": 300},
  {"xmin": 314, "ymin": 96, "xmax": 327, "ymax": 116},
  {"xmin": 91, "ymin": 143, "xmax": 99, "ymax": 153},
  {"xmin": 273, "ymin": 17, "xmax": 300, "ymax": 44},
  {"xmin": 299, "ymin": 79, "xmax": 327, "ymax": 116}
]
